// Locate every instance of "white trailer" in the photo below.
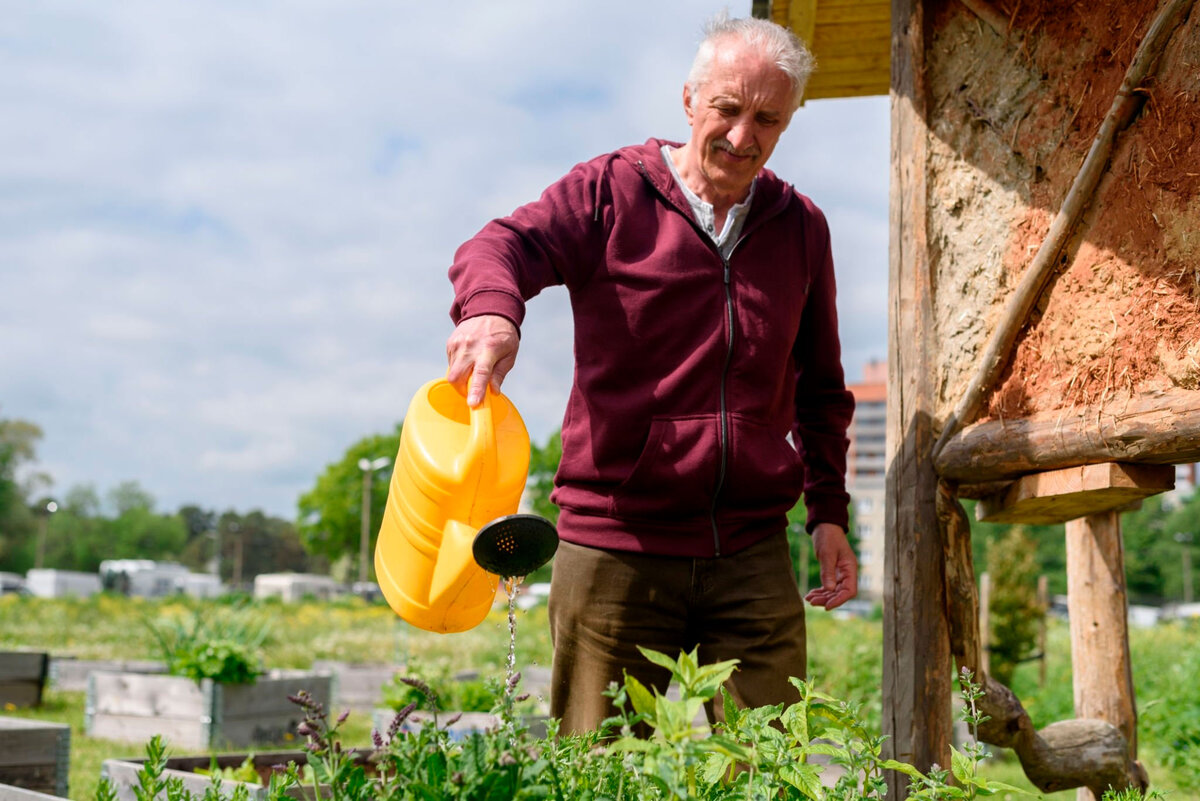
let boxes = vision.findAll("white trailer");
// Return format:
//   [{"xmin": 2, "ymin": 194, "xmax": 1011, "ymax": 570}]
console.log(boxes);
[
  {"xmin": 253, "ymin": 572, "xmax": 341, "ymax": 602},
  {"xmin": 24, "ymin": 569, "xmax": 102, "ymax": 598}
]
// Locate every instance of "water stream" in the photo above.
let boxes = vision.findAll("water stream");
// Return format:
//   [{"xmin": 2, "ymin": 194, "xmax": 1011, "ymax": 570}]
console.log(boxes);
[{"xmin": 501, "ymin": 575, "xmax": 523, "ymax": 734}]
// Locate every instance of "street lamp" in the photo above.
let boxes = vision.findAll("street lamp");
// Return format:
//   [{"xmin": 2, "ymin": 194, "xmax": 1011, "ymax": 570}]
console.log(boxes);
[
  {"xmin": 1175, "ymin": 532, "xmax": 1194, "ymax": 605},
  {"xmin": 358, "ymin": 457, "xmax": 391, "ymax": 584},
  {"xmin": 34, "ymin": 500, "xmax": 58, "ymax": 569}
]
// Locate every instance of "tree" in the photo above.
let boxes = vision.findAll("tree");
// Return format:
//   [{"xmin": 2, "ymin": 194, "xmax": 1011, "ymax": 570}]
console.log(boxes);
[
  {"xmin": 984, "ymin": 525, "xmax": 1044, "ymax": 687},
  {"xmin": 297, "ymin": 424, "xmax": 402, "ymax": 566},
  {"xmin": 526, "ymin": 430, "xmax": 562, "ymax": 523},
  {"xmin": 0, "ymin": 415, "xmax": 44, "ymax": 572}
]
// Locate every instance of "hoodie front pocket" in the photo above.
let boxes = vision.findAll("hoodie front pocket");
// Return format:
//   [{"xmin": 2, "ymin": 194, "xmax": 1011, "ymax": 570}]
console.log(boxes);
[
  {"xmin": 723, "ymin": 416, "xmax": 804, "ymax": 515},
  {"xmin": 608, "ymin": 415, "xmax": 719, "ymax": 522}
]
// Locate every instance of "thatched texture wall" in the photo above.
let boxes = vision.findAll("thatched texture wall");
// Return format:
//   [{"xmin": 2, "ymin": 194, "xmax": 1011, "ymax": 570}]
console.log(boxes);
[{"xmin": 926, "ymin": 0, "xmax": 1199, "ymax": 423}]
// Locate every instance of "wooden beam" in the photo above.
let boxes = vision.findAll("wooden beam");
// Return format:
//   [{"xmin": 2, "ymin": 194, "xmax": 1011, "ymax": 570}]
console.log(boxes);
[
  {"xmin": 976, "ymin": 463, "xmax": 1175, "ymax": 525},
  {"xmin": 935, "ymin": 387, "xmax": 1200, "ymax": 484},
  {"xmin": 885, "ymin": 0, "xmax": 951, "ymax": 796},
  {"xmin": 1066, "ymin": 511, "xmax": 1146, "ymax": 800}
]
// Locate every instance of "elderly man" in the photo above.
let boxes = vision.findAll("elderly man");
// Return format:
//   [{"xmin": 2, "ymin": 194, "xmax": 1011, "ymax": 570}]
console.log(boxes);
[{"xmin": 445, "ymin": 13, "xmax": 857, "ymax": 733}]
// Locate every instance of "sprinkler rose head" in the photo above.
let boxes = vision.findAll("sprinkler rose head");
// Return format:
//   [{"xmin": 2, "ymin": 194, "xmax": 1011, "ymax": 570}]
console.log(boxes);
[{"xmin": 472, "ymin": 514, "xmax": 559, "ymax": 579}]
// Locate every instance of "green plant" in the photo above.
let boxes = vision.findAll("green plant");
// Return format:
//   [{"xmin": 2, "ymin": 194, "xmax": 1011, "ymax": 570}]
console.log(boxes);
[
  {"xmin": 145, "ymin": 603, "xmax": 271, "ymax": 684},
  {"xmin": 109, "ymin": 649, "xmax": 1033, "ymax": 801},
  {"xmin": 985, "ymin": 526, "xmax": 1044, "ymax": 687}
]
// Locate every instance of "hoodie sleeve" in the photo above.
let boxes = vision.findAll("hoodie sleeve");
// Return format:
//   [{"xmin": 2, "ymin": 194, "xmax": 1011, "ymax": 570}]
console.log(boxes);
[
  {"xmin": 448, "ymin": 156, "xmax": 611, "ymax": 331},
  {"xmin": 790, "ymin": 199, "xmax": 855, "ymax": 533}
]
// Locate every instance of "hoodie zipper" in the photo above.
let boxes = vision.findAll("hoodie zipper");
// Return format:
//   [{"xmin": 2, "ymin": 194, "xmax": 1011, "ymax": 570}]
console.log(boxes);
[
  {"xmin": 634, "ymin": 157, "xmax": 786, "ymax": 557},
  {"xmin": 710, "ymin": 253, "xmax": 734, "ymax": 556}
]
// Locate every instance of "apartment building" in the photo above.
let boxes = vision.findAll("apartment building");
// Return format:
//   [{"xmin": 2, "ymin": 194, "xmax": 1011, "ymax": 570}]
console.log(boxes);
[{"xmin": 846, "ymin": 360, "xmax": 887, "ymax": 601}]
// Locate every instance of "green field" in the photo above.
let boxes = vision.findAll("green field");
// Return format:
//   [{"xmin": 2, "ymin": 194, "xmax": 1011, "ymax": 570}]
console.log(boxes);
[{"xmin": 0, "ymin": 594, "xmax": 1195, "ymax": 799}]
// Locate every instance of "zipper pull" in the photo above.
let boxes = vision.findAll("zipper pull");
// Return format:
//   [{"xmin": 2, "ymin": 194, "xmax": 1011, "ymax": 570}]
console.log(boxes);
[{"xmin": 723, "ymin": 259, "xmax": 731, "ymax": 284}]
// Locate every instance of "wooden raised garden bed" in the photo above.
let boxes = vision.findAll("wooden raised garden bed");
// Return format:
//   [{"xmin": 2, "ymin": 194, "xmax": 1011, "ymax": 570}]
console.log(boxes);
[
  {"xmin": 86, "ymin": 670, "xmax": 332, "ymax": 750},
  {"xmin": 0, "ymin": 717, "xmax": 70, "ymax": 798},
  {"xmin": 48, "ymin": 657, "xmax": 165, "ymax": 693},
  {"xmin": 310, "ymin": 660, "xmax": 402, "ymax": 710},
  {"xmin": 0, "ymin": 653, "xmax": 50, "ymax": 708}
]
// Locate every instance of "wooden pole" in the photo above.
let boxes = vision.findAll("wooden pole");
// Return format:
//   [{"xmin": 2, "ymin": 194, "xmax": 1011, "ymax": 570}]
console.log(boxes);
[
  {"xmin": 978, "ymin": 571, "xmax": 991, "ymax": 677},
  {"xmin": 1065, "ymin": 511, "xmax": 1141, "ymax": 801},
  {"xmin": 1037, "ymin": 574, "xmax": 1049, "ymax": 688},
  {"xmin": 886, "ymin": 1, "xmax": 951, "ymax": 796}
]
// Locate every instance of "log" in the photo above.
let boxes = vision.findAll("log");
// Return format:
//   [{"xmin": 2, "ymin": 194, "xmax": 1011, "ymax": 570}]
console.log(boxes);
[
  {"xmin": 975, "ymin": 463, "xmax": 1175, "ymax": 525},
  {"xmin": 935, "ymin": 387, "xmax": 1200, "ymax": 484},
  {"xmin": 939, "ymin": 483, "xmax": 1147, "ymax": 796},
  {"xmin": 886, "ymin": 0, "xmax": 952, "ymax": 795}
]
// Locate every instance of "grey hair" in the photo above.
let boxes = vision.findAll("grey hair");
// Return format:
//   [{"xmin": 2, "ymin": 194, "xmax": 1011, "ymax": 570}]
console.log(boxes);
[{"xmin": 686, "ymin": 11, "xmax": 815, "ymax": 112}]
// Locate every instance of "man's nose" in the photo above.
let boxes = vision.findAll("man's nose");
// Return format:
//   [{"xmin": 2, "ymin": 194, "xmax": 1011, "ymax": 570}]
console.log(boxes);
[{"xmin": 726, "ymin": 119, "xmax": 756, "ymax": 151}]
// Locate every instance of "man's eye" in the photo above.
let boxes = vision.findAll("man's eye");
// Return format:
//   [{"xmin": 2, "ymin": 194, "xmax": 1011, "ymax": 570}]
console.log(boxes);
[{"xmin": 757, "ymin": 115, "xmax": 779, "ymax": 126}]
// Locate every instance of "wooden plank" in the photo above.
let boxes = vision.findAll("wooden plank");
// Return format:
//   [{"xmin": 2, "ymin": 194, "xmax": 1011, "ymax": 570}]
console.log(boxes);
[
  {"xmin": 49, "ymin": 658, "xmax": 165, "ymax": 692},
  {"xmin": 1065, "ymin": 512, "xmax": 1143, "ymax": 800},
  {"xmin": 88, "ymin": 713, "xmax": 211, "ymax": 750},
  {"xmin": 812, "ymin": 24, "xmax": 891, "ymax": 57},
  {"xmin": 0, "ymin": 719, "xmax": 68, "ymax": 767},
  {"xmin": 0, "ymin": 654, "xmax": 46, "ymax": 679},
  {"xmin": 814, "ymin": 2, "xmax": 891, "ymax": 24},
  {"xmin": 977, "ymin": 463, "xmax": 1175, "ymax": 524},
  {"xmin": 88, "ymin": 673, "xmax": 207, "ymax": 718},
  {"xmin": 935, "ymin": 387, "xmax": 1200, "ymax": 483},
  {"xmin": 884, "ymin": 0, "xmax": 952, "ymax": 796},
  {"xmin": 0, "ymin": 784, "xmax": 63, "ymax": 801},
  {"xmin": 217, "ymin": 673, "xmax": 331, "ymax": 719},
  {"xmin": 787, "ymin": 0, "xmax": 817, "ymax": 48},
  {"xmin": 0, "ymin": 684, "xmax": 42, "ymax": 709}
]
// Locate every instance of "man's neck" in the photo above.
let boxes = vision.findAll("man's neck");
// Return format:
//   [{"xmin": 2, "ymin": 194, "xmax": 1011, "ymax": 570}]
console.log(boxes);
[{"xmin": 669, "ymin": 144, "xmax": 748, "ymax": 227}]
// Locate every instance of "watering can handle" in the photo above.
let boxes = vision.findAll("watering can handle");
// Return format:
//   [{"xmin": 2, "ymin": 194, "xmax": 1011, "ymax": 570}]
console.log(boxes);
[{"xmin": 453, "ymin": 385, "xmax": 499, "ymax": 492}]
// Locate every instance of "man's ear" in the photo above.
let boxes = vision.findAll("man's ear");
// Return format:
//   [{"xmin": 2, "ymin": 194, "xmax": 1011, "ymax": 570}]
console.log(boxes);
[{"xmin": 682, "ymin": 84, "xmax": 695, "ymax": 125}]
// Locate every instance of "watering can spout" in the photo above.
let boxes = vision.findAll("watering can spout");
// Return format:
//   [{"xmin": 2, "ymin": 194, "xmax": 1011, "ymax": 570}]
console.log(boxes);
[{"xmin": 373, "ymin": 379, "xmax": 531, "ymax": 634}]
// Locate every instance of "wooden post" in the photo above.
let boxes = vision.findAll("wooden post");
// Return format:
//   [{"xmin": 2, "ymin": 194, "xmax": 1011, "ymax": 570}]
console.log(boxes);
[
  {"xmin": 1065, "ymin": 511, "xmax": 1139, "ymax": 801},
  {"xmin": 885, "ymin": 0, "xmax": 951, "ymax": 796},
  {"xmin": 978, "ymin": 571, "xmax": 991, "ymax": 677},
  {"xmin": 1037, "ymin": 574, "xmax": 1049, "ymax": 687}
]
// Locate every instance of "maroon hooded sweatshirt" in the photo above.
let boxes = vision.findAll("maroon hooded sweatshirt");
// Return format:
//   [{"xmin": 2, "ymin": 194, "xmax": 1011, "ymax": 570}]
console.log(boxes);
[{"xmin": 449, "ymin": 138, "xmax": 854, "ymax": 558}]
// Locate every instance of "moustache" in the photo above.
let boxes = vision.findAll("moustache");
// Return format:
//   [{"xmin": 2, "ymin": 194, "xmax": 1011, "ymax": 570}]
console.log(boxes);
[{"xmin": 713, "ymin": 139, "xmax": 760, "ymax": 158}]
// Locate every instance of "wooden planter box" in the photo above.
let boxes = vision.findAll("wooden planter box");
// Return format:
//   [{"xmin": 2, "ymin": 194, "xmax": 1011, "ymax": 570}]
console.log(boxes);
[
  {"xmin": 0, "ymin": 785, "xmax": 65, "ymax": 801},
  {"xmin": 86, "ymin": 670, "xmax": 332, "ymax": 750},
  {"xmin": 0, "ymin": 653, "xmax": 49, "ymax": 708},
  {"xmin": 48, "ymin": 658, "xmax": 165, "ymax": 693},
  {"xmin": 310, "ymin": 661, "xmax": 402, "ymax": 710},
  {"xmin": 101, "ymin": 748, "xmax": 372, "ymax": 801},
  {"xmin": 0, "ymin": 717, "xmax": 70, "ymax": 798}
]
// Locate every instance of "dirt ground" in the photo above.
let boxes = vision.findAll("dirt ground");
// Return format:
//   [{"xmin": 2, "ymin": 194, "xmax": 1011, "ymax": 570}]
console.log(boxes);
[{"xmin": 925, "ymin": 0, "xmax": 1200, "ymax": 421}]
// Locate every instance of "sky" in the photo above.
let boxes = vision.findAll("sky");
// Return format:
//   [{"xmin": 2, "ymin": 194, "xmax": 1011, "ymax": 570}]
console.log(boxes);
[{"xmin": 2, "ymin": 1, "xmax": 890, "ymax": 520}]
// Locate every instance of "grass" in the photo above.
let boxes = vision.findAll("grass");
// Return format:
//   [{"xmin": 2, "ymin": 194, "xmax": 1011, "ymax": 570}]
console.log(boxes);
[{"xmin": 1, "ymin": 594, "xmax": 1196, "ymax": 799}]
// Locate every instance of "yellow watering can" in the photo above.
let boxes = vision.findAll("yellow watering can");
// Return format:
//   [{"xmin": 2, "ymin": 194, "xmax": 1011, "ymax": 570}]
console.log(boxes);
[{"xmin": 374, "ymin": 378, "xmax": 557, "ymax": 633}]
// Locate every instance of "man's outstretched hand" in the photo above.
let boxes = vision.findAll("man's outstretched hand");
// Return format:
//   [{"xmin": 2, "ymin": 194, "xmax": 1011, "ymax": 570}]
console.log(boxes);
[
  {"xmin": 445, "ymin": 314, "xmax": 520, "ymax": 407},
  {"xmin": 804, "ymin": 523, "xmax": 858, "ymax": 610}
]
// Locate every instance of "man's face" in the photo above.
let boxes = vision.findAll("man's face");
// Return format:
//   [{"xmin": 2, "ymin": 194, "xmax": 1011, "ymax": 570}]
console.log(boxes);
[{"xmin": 684, "ymin": 39, "xmax": 794, "ymax": 201}]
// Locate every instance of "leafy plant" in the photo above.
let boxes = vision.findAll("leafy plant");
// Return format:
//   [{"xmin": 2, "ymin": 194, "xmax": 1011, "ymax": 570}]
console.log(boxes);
[
  {"xmin": 108, "ymin": 649, "xmax": 1034, "ymax": 801},
  {"xmin": 381, "ymin": 667, "xmax": 498, "ymax": 713},
  {"xmin": 145, "ymin": 603, "xmax": 270, "ymax": 684},
  {"xmin": 984, "ymin": 526, "xmax": 1044, "ymax": 686}
]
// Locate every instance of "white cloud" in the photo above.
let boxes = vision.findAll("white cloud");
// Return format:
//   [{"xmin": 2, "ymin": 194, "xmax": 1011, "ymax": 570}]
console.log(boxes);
[{"xmin": 2, "ymin": 1, "xmax": 889, "ymax": 517}]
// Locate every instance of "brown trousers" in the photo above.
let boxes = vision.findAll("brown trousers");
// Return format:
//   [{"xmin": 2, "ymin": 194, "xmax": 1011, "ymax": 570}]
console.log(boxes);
[{"xmin": 547, "ymin": 532, "xmax": 807, "ymax": 734}]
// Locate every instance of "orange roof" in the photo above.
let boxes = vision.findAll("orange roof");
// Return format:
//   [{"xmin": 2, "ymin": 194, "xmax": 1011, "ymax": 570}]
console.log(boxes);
[{"xmin": 848, "ymin": 381, "xmax": 886, "ymax": 402}]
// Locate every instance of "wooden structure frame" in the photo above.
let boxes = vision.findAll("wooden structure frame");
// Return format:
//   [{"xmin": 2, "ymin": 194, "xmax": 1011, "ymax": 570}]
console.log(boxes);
[{"xmin": 755, "ymin": 0, "xmax": 1199, "ymax": 797}]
